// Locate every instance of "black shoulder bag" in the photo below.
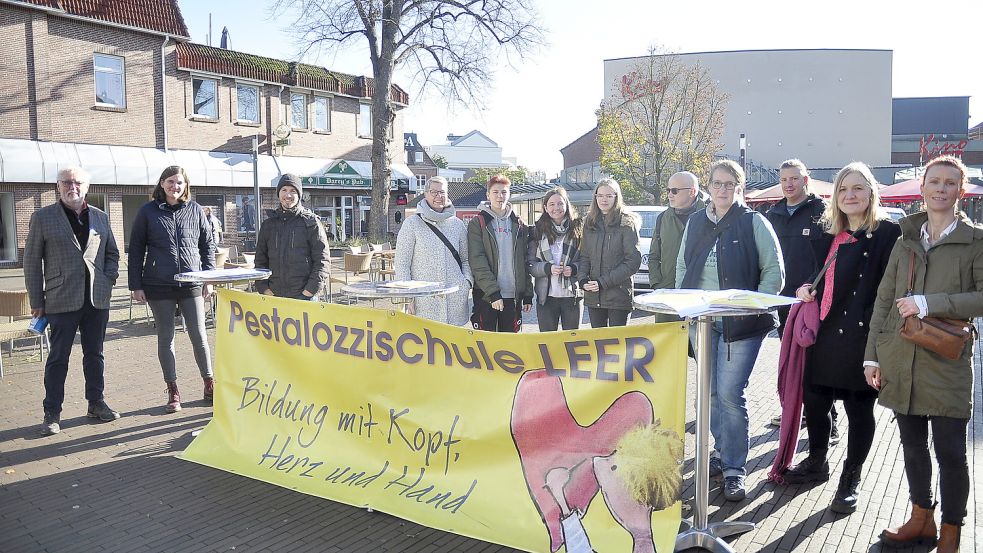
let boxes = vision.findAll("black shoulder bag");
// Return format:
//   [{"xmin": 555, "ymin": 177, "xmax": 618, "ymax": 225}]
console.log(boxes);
[{"xmin": 420, "ymin": 214, "xmax": 463, "ymax": 271}]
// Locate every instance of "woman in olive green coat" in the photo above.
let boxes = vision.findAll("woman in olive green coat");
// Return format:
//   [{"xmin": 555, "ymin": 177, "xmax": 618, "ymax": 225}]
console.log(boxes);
[
  {"xmin": 579, "ymin": 178, "xmax": 641, "ymax": 327},
  {"xmin": 864, "ymin": 156, "xmax": 983, "ymax": 552}
]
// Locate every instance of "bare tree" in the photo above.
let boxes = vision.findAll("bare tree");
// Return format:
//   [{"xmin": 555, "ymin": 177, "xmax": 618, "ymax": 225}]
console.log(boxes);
[
  {"xmin": 597, "ymin": 47, "xmax": 727, "ymax": 203},
  {"xmin": 272, "ymin": 0, "xmax": 544, "ymax": 240}
]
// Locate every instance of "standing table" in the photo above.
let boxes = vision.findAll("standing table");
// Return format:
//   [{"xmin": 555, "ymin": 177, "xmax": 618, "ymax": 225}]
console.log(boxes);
[
  {"xmin": 341, "ymin": 281, "xmax": 459, "ymax": 311},
  {"xmin": 633, "ymin": 299, "xmax": 778, "ymax": 553}
]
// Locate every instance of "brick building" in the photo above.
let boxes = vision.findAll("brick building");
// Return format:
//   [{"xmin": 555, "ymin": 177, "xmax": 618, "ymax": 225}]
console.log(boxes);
[{"xmin": 0, "ymin": 0, "xmax": 412, "ymax": 265}]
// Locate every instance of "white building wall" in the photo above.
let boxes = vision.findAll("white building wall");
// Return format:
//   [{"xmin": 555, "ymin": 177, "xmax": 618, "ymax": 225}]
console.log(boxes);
[
  {"xmin": 426, "ymin": 144, "xmax": 504, "ymax": 168},
  {"xmin": 603, "ymin": 49, "xmax": 893, "ymax": 169}
]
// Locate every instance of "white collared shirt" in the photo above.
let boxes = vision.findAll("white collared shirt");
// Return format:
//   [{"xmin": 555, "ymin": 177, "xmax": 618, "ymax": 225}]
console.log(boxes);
[{"xmin": 912, "ymin": 219, "xmax": 959, "ymax": 316}]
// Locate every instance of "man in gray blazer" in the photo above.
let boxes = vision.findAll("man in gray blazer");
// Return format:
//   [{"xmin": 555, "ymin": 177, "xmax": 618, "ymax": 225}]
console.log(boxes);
[{"xmin": 24, "ymin": 166, "xmax": 121, "ymax": 436}]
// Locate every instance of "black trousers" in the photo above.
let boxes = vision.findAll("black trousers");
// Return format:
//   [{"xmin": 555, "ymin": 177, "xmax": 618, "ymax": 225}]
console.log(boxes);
[
  {"xmin": 43, "ymin": 300, "xmax": 110, "ymax": 415},
  {"xmin": 536, "ymin": 297, "xmax": 582, "ymax": 331},
  {"xmin": 895, "ymin": 413, "xmax": 969, "ymax": 526},
  {"xmin": 587, "ymin": 307, "xmax": 630, "ymax": 328},
  {"xmin": 803, "ymin": 386, "xmax": 875, "ymax": 468},
  {"xmin": 472, "ymin": 298, "xmax": 521, "ymax": 333}
]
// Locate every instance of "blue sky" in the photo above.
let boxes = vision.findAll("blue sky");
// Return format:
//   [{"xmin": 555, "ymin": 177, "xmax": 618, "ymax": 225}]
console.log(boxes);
[{"xmin": 179, "ymin": 0, "xmax": 983, "ymax": 175}]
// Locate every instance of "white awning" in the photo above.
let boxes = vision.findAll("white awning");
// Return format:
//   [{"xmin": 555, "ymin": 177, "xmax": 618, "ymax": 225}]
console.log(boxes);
[{"xmin": 0, "ymin": 138, "xmax": 416, "ymax": 189}]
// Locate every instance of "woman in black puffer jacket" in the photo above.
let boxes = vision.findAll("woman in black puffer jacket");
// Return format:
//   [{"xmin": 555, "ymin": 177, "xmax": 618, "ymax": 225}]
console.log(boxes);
[{"xmin": 128, "ymin": 165, "xmax": 215, "ymax": 414}]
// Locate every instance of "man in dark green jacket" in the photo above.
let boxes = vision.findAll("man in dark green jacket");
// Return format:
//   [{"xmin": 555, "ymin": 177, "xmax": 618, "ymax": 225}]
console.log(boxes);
[
  {"xmin": 648, "ymin": 171, "xmax": 706, "ymax": 323},
  {"xmin": 467, "ymin": 174, "xmax": 532, "ymax": 332}
]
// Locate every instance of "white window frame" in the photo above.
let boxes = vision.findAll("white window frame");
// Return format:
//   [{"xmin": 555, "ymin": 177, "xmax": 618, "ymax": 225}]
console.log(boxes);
[
  {"xmin": 236, "ymin": 82, "xmax": 261, "ymax": 123},
  {"xmin": 93, "ymin": 53, "xmax": 126, "ymax": 108},
  {"xmin": 290, "ymin": 92, "xmax": 308, "ymax": 129},
  {"xmin": 358, "ymin": 103, "xmax": 372, "ymax": 138},
  {"xmin": 313, "ymin": 96, "xmax": 331, "ymax": 132},
  {"xmin": 192, "ymin": 76, "xmax": 219, "ymax": 119}
]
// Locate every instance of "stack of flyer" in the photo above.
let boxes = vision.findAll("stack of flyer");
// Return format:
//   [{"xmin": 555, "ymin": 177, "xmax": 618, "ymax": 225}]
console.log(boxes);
[{"xmin": 635, "ymin": 289, "xmax": 798, "ymax": 317}]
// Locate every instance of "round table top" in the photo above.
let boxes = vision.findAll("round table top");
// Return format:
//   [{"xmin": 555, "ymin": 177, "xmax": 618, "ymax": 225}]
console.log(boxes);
[
  {"xmin": 174, "ymin": 268, "xmax": 272, "ymax": 284},
  {"xmin": 341, "ymin": 281, "xmax": 459, "ymax": 299}
]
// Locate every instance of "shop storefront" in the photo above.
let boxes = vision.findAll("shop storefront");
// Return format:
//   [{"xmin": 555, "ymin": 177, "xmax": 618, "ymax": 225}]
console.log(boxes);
[{"xmin": 0, "ymin": 138, "xmax": 414, "ymax": 265}]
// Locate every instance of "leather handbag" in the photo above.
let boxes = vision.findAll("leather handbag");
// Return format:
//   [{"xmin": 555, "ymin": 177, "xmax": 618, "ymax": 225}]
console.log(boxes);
[{"xmin": 899, "ymin": 251, "xmax": 976, "ymax": 360}]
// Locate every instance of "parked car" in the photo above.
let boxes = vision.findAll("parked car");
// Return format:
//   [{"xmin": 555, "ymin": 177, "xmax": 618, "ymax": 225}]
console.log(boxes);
[
  {"xmin": 882, "ymin": 206, "xmax": 907, "ymax": 221},
  {"xmin": 631, "ymin": 205, "xmax": 667, "ymax": 291}
]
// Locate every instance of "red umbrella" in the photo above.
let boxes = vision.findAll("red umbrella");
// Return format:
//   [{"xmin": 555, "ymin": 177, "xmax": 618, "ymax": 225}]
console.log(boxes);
[
  {"xmin": 745, "ymin": 179, "xmax": 834, "ymax": 204},
  {"xmin": 880, "ymin": 179, "xmax": 983, "ymax": 203}
]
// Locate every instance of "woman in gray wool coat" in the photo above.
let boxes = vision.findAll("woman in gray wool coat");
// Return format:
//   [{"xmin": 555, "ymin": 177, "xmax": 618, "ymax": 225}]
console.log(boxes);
[{"xmin": 395, "ymin": 176, "xmax": 473, "ymax": 326}]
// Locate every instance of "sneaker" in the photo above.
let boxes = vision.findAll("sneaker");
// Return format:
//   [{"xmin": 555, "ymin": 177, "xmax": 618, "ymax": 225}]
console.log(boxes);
[
  {"xmin": 770, "ymin": 414, "xmax": 782, "ymax": 427},
  {"xmin": 783, "ymin": 455, "xmax": 830, "ymax": 484},
  {"xmin": 723, "ymin": 475, "xmax": 746, "ymax": 501},
  {"xmin": 709, "ymin": 456, "xmax": 723, "ymax": 478},
  {"xmin": 87, "ymin": 400, "xmax": 121, "ymax": 422},
  {"xmin": 829, "ymin": 424, "xmax": 841, "ymax": 446},
  {"xmin": 41, "ymin": 412, "xmax": 61, "ymax": 436}
]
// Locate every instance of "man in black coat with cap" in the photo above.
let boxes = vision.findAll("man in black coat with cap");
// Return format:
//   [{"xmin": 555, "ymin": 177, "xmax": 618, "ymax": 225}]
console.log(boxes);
[{"xmin": 255, "ymin": 174, "xmax": 331, "ymax": 300}]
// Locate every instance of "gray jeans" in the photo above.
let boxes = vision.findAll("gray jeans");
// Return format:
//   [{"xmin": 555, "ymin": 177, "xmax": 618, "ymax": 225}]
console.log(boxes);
[{"xmin": 148, "ymin": 296, "xmax": 212, "ymax": 383}]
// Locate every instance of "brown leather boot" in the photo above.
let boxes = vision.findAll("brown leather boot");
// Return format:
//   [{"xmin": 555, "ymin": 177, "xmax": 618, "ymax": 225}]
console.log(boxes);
[
  {"xmin": 165, "ymin": 381, "xmax": 181, "ymax": 413},
  {"xmin": 937, "ymin": 523, "xmax": 961, "ymax": 553},
  {"xmin": 880, "ymin": 502, "xmax": 937, "ymax": 547},
  {"xmin": 203, "ymin": 377, "xmax": 214, "ymax": 402}
]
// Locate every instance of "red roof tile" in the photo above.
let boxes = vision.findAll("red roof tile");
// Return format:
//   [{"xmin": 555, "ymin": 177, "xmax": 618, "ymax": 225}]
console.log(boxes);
[
  {"xmin": 16, "ymin": 0, "xmax": 189, "ymax": 37},
  {"xmin": 176, "ymin": 42, "xmax": 409, "ymax": 105}
]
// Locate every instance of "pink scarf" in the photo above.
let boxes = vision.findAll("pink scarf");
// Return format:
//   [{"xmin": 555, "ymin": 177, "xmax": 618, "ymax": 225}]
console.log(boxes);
[{"xmin": 768, "ymin": 299, "xmax": 821, "ymax": 483}]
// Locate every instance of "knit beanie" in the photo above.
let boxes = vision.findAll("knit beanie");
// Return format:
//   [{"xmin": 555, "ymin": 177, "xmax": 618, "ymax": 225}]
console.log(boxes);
[{"xmin": 277, "ymin": 173, "xmax": 303, "ymax": 196}]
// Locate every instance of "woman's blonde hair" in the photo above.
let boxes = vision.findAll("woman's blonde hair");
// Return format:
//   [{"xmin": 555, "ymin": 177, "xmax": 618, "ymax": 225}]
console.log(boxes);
[
  {"xmin": 587, "ymin": 177, "xmax": 635, "ymax": 228},
  {"xmin": 821, "ymin": 161, "xmax": 883, "ymax": 235}
]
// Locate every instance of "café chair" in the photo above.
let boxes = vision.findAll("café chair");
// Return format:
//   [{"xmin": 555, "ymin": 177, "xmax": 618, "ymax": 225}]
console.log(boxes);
[{"xmin": 0, "ymin": 290, "xmax": 48, "ymax": 378}]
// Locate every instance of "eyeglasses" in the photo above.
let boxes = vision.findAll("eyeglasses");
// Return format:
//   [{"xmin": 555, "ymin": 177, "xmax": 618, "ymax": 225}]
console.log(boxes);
[
  {"xmin": 595, "ymin": 194, "xmax": 616, "ymax": 200},
  {"xmin": 428, "ymin": 190, "xmax": 448, "ymax": 196},
  {"xmin": 709, "ymin": 180, "xmax": 738, "ymax": 190},
  {"xmin": 667, "ymin": 187, "xmax": 695, "ymax": 195},
  {"xmin": 58, "ymin": 179, "xmax": 85, "ymax": 187}
]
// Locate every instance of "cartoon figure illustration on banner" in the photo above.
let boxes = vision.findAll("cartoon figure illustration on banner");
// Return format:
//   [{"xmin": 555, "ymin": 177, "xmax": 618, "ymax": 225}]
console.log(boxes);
[{"xmin": 510, "ymin": 369, "xmax": 683, "ymax": 553}]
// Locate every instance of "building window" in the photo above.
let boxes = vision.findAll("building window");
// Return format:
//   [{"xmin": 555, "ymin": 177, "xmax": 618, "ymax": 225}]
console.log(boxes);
[
  {"xmin": 414, "ymin": 152, "xmax": 424, "ymax": 163},
  {"xmin": 192, "ymin": 77, "xmax": 218, "ymax": 118},
  {"xmin": 237, "ymin": 83, "xmax": 260, "ymax": 123},
  {"xmin": 358, "ymin": 103, "xmax": 372, "ymax": 138},
  {"xmin": 94, "ymin": 54, "xmax": 125, "ymax": 107},
  {"xmin": 314, "ymin": 96, "xmax": 331, "ymax": 132},
  {"xmin": 291, "ymin": 93, "xmax": 308, "ymax": 129}
]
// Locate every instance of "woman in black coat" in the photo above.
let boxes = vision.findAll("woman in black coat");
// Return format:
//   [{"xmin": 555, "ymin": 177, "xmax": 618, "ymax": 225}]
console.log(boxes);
[
  {"xmin": 782, "ymin": 162, "xmax": 901, "ymax": 515},
  {"xmin": 129, "ymin": 165, "xmax": 215, "ymax": 414}
]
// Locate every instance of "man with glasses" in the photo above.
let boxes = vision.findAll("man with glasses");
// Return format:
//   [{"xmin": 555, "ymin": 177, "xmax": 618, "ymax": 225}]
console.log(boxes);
[
  {"xmin": 24, "ymin": 166, "xmax": 121, "ymax": 436},
  {"xmin": 648, "ymin": 171, "xmax": 707, "ymax": 322}
]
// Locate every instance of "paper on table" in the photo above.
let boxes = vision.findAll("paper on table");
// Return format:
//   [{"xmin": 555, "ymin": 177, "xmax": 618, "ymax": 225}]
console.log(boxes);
[
  {"xmin": 636, "ymin": 289, "xmax": 798, "ymax": 317},
  {"xmin": 379, "ymin": 280, "xmax": 439, "ymax": 289}
]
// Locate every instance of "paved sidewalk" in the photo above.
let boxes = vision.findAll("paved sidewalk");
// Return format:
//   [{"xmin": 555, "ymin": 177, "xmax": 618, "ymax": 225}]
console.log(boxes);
[{"xmin": 0, "ymin": 286, "xmax": 979, "ymax": 552}]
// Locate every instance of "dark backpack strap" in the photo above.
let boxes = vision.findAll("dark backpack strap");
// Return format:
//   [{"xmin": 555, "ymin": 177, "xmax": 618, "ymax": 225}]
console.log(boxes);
[{"xmin": 420, "ymin": 214, "xmax": 463, "ymax": 271}]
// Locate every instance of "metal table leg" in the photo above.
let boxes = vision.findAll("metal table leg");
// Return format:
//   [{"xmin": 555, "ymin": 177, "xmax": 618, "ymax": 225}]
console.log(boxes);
[{"xmin": 675, "ymin": 316, "xmax": 754, "ymax": 552}]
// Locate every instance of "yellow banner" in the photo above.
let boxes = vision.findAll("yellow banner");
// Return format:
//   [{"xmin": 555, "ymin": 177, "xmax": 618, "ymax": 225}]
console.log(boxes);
[{"xmin": 183, "ymin": 289, "xmax": 688, "ymax": 553}]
